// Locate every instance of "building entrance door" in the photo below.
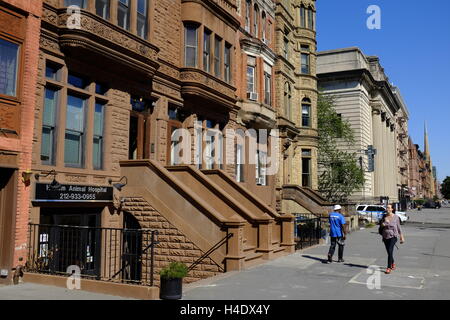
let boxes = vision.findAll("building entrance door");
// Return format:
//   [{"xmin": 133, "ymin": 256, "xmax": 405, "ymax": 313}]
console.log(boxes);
[
  {"xmin": 0, "ymin": 168, "xmax": 16, "ymax": 282},
  {"xmin": 39, "ymin": 208, "xmax": 101, "ymax": 278}
]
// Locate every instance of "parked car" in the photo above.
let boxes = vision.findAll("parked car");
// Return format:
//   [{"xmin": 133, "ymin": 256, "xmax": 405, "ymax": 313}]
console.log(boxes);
[{"xmin": 356, "ymin": 204, "xmax": 408, "ymax": 225}]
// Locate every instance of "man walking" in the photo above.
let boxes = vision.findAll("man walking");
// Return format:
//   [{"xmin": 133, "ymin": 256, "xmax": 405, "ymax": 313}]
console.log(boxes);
[{"xmin": 327, "ymin": 205, "xmax": 347, "ymax": 263}]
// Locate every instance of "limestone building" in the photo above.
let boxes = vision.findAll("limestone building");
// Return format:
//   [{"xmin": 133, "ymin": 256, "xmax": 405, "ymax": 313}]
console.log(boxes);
[
  {"xmin": 274, "ymin": 0, "xmax": 328, "ymax": 216},
  {"xmin": 317, "ymin": 47, "xmax": 404, "ymax": 205}
]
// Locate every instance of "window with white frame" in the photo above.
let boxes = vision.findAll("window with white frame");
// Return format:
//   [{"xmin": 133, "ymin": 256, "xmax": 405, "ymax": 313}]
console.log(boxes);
[{"xmin": 184, "ymin": 24, "xmax": 198, "ymax": 67}]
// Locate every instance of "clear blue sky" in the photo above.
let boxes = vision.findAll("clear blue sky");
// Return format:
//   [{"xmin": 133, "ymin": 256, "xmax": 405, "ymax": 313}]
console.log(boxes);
[{"xmin": 316, "ymin": 0, "xmax": 450, "ymax": 182}]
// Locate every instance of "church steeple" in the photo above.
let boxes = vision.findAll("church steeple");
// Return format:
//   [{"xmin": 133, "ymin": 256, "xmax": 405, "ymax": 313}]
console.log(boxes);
[{"xmin": 424, "ymin": 122, "xmax": 430, "ymax": 162}]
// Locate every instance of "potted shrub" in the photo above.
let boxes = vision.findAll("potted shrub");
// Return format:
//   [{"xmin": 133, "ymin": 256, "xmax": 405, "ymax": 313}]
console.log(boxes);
[{"xmin": 159, "ymin": 262, "xmax": 188, "ymax": 300}]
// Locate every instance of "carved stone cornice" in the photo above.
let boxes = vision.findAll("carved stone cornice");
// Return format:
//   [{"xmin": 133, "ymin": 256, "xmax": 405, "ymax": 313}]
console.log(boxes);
[
  {"xmin": 42, "ymin": 4, "xmax": 160, "ymax": 78},
  {"xmin": 180, "ymin": 68, "xmax": 237, "ymax": 109},
  {"xmin": 182, "ymin": 0, "xmax": 240, "ymax": 30}
]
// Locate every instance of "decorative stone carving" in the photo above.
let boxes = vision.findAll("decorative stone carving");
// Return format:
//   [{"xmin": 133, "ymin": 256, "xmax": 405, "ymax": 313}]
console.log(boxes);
[
  {"xmin": 57, "ymin": 13, "xmax": 158, "ymax": 61},
  {"xmin": 40, "ymin": 35, "xmax": 60, "ymax": 52},
  {"xmin": 180, "ymin": 69, "xmax": 236, "ymax": 100}
]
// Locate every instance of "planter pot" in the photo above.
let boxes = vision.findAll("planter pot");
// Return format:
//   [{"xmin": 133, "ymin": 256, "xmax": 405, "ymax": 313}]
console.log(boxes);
[{"xmin": 159, "ymin": 277, "xmax": 183, "ymax": 300}]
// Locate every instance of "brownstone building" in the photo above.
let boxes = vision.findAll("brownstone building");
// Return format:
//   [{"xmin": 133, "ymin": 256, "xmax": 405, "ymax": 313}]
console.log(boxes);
[
  {"xmin": 7, "ymin": 0, "xmax": 298, "ymax": 296},
  {"xmin": 0, "ymin": 0, "xmax": 42, "ymax": 284}
]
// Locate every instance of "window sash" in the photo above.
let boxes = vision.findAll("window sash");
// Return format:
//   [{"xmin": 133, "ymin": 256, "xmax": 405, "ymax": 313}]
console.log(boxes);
[
  {"xmin": 185, "ymin": 26, "xmax": 198, "ymax": 67},
  {"xmin": 203, "ymin": 30, "xmax": 211, "ymax": 72},
  {"xmin": 247, "ymin": 66, "xmax": 255, "ymax": 93},
  {"xmin": 224, "ymin": 44, "xmax": 231, "ymax": 83},
  {"xmin": 253, "ymin": 7, "xmax": 259, "ymax": 36},
  {"xmin": 41, "ymin": 126, "xmax": 55, "ymax": 164},
  {"xmin": 41, "ymin": 88, "xmax": 57, "ymax": 165},
  {"xmin": 65, "ymin": 131, "xmax": 83, "ymax": 166},
  {"xmin": 302, "ymin": 105, "xmax": 311, "ymax": 127},
  {"xmin": 95, "ymin": 0, "xmax": 109, "ymax": 19},
  {"xmin": 264, "ymin": 72, "xmax": 271, "ymax": 104},
  {"xmin": 301, "ymin": 53, "xmax": 310, "ymax": 74},
  {"xmin": 245, "ymin": 0, "xmax": 251, "ymax": 31},
  {"xmin": 0, "ymin": 38, "xmax": 19, "ymax": 97},
  {"xmin": 300, "ymin": 7, "xmax": 306, "ymax": 28},
  {"xmin": 214, "ymin": 37, "xmax": 221, "ymax": 77},
  {"xmin": 93, "ymin": 136, "xmax": 103, "ymax": 169},
  {"xmin": 308, "ymin": 9, "xmax": 314, "ymax": 29},
  {"xmin": 137, "ymin": 0, "xmax": 148, "ymax": 38},
  {"xmin": 302, "ymin": 156, "xmax": 311, "ymax": 187},
  {"xmin": 118, "ymin": 0, "xmax": 130, "ymax": 30},
  {"xmin": 236, "ymin": 143, "xmax": 244, "ymax": 182}
]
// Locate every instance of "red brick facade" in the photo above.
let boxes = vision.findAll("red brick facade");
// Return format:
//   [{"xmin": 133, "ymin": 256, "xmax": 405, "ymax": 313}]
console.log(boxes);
[{"xmin": 0, "ymin": 0, "xmax": 42, "ymax": 282}]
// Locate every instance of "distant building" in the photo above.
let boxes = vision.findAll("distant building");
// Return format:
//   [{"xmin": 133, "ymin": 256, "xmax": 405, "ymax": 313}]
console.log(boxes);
[{"xmin": 317, "ymin": 47, "xmax": 403, "ymax": 206}]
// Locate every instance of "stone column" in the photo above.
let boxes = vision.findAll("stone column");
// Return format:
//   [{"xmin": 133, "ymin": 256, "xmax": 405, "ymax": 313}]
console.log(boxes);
[{"xmin": 371, "ymin": 108, "xmax": 382, "ymax": 199}]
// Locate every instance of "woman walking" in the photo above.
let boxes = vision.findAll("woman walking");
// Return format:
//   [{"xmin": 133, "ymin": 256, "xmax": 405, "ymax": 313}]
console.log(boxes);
[{"xmin": 380, "ymin": 204, "xmax": 405, "ymax": 274}]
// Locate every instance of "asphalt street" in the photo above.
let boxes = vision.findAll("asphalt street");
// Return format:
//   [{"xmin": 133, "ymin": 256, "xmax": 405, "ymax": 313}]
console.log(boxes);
[{"xmin": 1, "ymin": 206, "xmax": 449, "ymax": 300}]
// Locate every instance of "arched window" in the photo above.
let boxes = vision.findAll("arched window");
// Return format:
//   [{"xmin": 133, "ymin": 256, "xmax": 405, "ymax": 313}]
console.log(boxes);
[
  {"xmin": 253, "ymin": 4, "xmax": 259, "ymax": 37},
  {"xmin": 284, "ymin": 83, "xmax": 292, "ymax": 120},
  {"xmin": 301, "ymin": 98, "xmax": 311, "ymax": 127},
  {"xmin": 261, "ymin": 11, "xmax": 266, "ymax": 42}
]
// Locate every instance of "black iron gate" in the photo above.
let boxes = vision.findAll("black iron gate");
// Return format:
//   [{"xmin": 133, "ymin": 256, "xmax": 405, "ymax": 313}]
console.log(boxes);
[
  {"xmin": 294, "ymin": 214, "xmax": 322, "ymax": 250},
  {"xmin": 26, "ymin": 223, "xmax": 158, "ymax": 286}
]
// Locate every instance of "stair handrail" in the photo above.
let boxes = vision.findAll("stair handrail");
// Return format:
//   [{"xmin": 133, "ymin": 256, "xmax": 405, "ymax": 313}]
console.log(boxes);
[{"xmin": 187, "ymin": 233, "xmax": 233, "ymax": 273}]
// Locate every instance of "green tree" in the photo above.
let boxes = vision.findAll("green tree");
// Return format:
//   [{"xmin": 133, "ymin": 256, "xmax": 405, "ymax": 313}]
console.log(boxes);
[
  {"xmin": 442, "ymin": 177, "xmax": 450, "ymax": 199},
  {"xmin": 317, "ymin": 94, "xmax": 365, "ymax": 202}
]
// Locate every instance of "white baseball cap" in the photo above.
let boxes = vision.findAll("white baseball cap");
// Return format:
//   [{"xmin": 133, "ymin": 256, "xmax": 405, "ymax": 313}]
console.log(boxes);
[{"xmin": 334, "ymin": 205, "xmax": 342, "ymax": 211}]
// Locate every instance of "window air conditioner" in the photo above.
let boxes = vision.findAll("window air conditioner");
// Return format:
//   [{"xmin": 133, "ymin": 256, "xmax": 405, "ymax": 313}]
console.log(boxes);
[{"xmin": 247, "ymin": 92, "xmax": 258, "ymax": 101}]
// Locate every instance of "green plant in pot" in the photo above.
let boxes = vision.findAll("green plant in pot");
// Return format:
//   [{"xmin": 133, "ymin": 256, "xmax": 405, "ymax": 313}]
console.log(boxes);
[{"xmin": 159, "ymin": 262, "xmax": 188, "ymax": 300}]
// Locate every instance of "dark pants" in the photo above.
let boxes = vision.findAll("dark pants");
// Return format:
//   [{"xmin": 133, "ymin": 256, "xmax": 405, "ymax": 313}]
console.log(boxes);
[
  {"xmin": 328, "ymin": 237, "xmax": 344, "ymax": 260},
  {"xmin": 383, "ymin": 237, "xmax": 398, "ymax": 268}
]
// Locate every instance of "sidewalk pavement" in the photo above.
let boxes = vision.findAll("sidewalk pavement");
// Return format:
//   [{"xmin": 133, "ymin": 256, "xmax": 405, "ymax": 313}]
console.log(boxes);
[
  {"xmin": 1, "ymin": 207, "xmax": 449, "ymax": 300},
  {"xmin": 182, "ymin": 207, "xmax": 450, "ymax": 300},
  {"xmin": 0, "ymin": 282, "xmax": 136, "ymax": 300}
]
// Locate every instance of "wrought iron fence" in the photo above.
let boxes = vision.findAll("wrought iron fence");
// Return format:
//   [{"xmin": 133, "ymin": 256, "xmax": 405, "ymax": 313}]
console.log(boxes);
[
  {"xmin": 294, "ymin": 214, "xmax": 322, "ymax": 250},
  {"xmin": 26, "ymin": 224, "xmax": 158, "ymax": 286}
]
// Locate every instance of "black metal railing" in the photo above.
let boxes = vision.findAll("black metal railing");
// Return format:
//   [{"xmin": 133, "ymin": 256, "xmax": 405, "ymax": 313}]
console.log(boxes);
[
  {"xmin": 26, "ymin": 224, "xmax": 158, "ymax": 286},
  {"xmin": 294, "ymin": 214, "xmax": 322, "ymax": 250}
]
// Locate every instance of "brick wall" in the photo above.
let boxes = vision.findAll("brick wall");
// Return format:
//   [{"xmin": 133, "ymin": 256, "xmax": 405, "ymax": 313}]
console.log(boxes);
[
  {"xmin": 121, "ymin": 197, "xmax": 223, "ymax": 286},
  {"xmin": 9, "ymin": 2, "xmax": 42, "ymax": 266}
]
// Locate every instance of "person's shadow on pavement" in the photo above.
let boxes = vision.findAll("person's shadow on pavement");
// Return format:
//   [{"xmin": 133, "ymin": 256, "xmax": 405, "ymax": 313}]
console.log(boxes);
[{"xmin": 302, "ymin": 255, "xmax": 371, "ymax": 269}]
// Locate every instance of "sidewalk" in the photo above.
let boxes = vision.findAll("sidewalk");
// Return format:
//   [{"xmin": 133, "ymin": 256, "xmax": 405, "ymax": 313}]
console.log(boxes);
[
  {"xmin": 0, "ymin": 282, "xmax": 136, "ymax": 300},
  {"xmin": 1, "ymin": 208, "xmax": 449, "ymax": 300},
  {"xmin": 183, "ymin": 208, "xmax": 450, "ymax": 300}
]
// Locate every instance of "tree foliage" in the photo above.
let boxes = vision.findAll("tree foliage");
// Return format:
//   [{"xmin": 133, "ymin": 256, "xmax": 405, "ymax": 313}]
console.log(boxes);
[
  {"xmin": 442, "ymin": 177, "xmax": 450, "ymax": 200},
  {"xmin": 317, "ymin": 93, "xmax": 365, "ymax": 203}
]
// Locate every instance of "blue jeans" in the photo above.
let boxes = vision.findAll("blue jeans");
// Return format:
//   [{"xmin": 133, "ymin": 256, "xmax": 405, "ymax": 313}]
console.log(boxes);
[{"xmin": 383, "ymin": 237, "xmax": 397, "ymax": 268}]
